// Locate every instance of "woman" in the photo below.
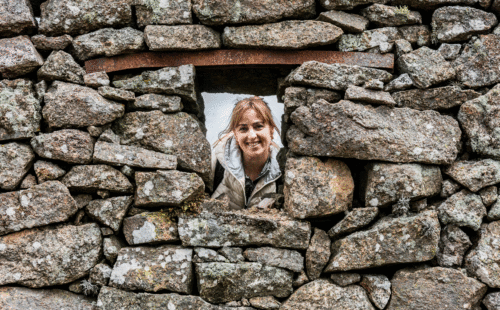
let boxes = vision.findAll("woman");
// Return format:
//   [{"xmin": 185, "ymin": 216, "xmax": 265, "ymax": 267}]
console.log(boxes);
[{"xmin": 211, "ymin": 96, "xmax": 281, "ymax": 210}]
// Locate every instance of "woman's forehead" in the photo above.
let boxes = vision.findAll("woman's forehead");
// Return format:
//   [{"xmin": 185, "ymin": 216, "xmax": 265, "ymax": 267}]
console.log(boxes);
[{"xmin": 237, "ymin": 108, "xmax": 265, "ymax": 125}]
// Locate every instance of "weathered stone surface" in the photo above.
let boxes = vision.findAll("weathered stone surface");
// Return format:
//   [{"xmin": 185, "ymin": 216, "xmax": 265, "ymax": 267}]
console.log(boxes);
[
  {"xmin": 103, "ymin": 235, "xmax": 123, "ymax": 263},
  {"xmin": 284, "ymin": 156, "xmax": 353, "ymax": 219},
  {"xmin": 20, "ymin": 174, "xmax": 37, "ymax": 189},
  {"xmin": 438, "ymin": 189, "xmax": 486, "ymax": 231},
  {"xmin": 364, "ymin": 79, "xmax": 384, "ymax": 90},
  {"xmin": 243, "ymin": 247, "xmax": 304, "ymax": 272},
  {"xmin": 281, "ymin": 279, "xmax": 375, "ymax": 310},
  {"xmin": 484, "ymin": 292, "xmax": 500, "ymax": 310},
  {"xmin": 320, "ymin": 0, "xmax": 388, "ymax": 10},
  {"xmin": 445, "ymin": 159, "xmax": 500, "ymax": 192},
  {"xmin": 441, "ymin": 179, "xmax": 461, "ymax": 198},
  {"xmin": 393, "ymin": 86, "xmax": 480, "ymax": 110},
  {"xmin": 397, "ymin": 47, "xmax": 455, "ymax": 89},
  {"xmin": 31, "ymin": 129, "xmax": 94, "ymax": 164},
  {"xmin": 317, "ymin": 10, "xmax": 368, "ymax": 33},
  {"xmin": 283, "ymin": 86, "xmax": 341, "ymax": 122},
  {"xmin": 384, "ymin": 73, "xmax": 413, "ymax": 92},
  {"xmin": 306, "ymin": 228, "xmax": 330, "ymax": 280},
  {"xmin": 328, "ymin": 207, "xmax": 379, "ymax": 238},
  {"xmin": 345, "ymin": 85, "xmax": 396, "ymax": 106},
  {"xmin": 464, "ymin": 221, "xmax": 500, "ymax": 287},
  {"xmin": 90, "ymin": 263, "xmax": 112, "ymax": 286},
  {"xmin": 194, "ymin": 247, "xmax": 228, "ymax": 263},
  {"xmin": 74, "ymin": 194, "xmax": 92, "ymax": 209},
  {"xmin": 0, "ymin": 181, "xmax": 77, "ymax": 235},
  {"xmin": 123, "ymin": 211, "xmax": 179, "ymax": 245},
  {"xmin": 72, "ymin": 27, "xmax": 145, "ymax": 61},
  {"xmin": 0, "ymin": 223, "xmax": 102, "ymax": 287},
  {"xmin": 0, "ymin": 286, "xmax": 96, "ymax": 310},
  {"xmin": 223, "ymin": 21, "xmax": 343, "ymax": 50},
  {"xmin": 480, "ymin": 186, "xmax": 498, "ymax": 207},
  {"xmin": 398, "ymin": 25, "xmax": 431, "ymax": 46},
  {"xmin": 192, "ymin": 0, "xmax": 315, "ymax": 26},
  {"xmin": 84, "ymin": 71, "xmax": 110, "ymax": 88},
  {"xmin": 364, "ymin": 163, "xmax": 442, "ymax": 208},
  {"xmin": 34, "ymin": 160, "xmax": 65, "ymax": 183},
  {"xmin": 330, "ymin": 273, "xmax": 361, "ymax": 286},
  {"xmin": 62, "ymin": 165, "xmax": 133, "ymax": 193},
  {"xmin": 31, "ymin": 34, "xmax": 73, "ymax": 51},
  {"xmin": 145, "ymin": 25, "xmax": 221, "ymax": 51},
  {"xmin": 325, "ymin": 211, "xmax": 440, "ymax": 272},
  {"xmin": 293, "ymin": 270, "xmax": 309, "ymax": 287},
  {"xmin": 0, "ymin": 142, "xmax": 34, "ymax": 190},
  {"xmin": 288, "ymin": 100, "xmax": 461, "ymax": 164},
  {"xmin": 432, "ymin": 6, "xmax": 497, "ymax": 43},
  {"xmin": 0, "ymin": 36, "xmax": 43, "ymax": 79},
  {"xmin": 196, "ymin": 262, "xmax": 293, "ymax": 303},
  {"xmin": 37, "ymin": 50, "xmax": 85, "ymax": 85},
  {"xmin": 436, "ymin": 225, "xmax": 471, "ymax": 267},
  {"xmin": 134, "ymin": 0, "xmax": 192, "ymax": 28},
  {"xmin": 386, "ymin": 267, "xmax": 487, "ymax": 310},
  {"xmin": 338, "ymin": 27, "xmax": 401, "ymax": 52},
  {"xmin": 130, "ymin": 94, "xmax": 183, "ymax": 113},
  {"xmin": 98, "ymin": 86, "xmax": 135, "ymax": 102},
  {"xmin": 394, "ymin": 39, "xmax": 412, "ymax": 58},
  {"xmin": 39, "ymin": 0, "xmax": 133, "ymax": 36},
  {"xmin": 489, "ymin": 200, "xmax": 500, "ymax": 220},
  {"xmin": 249, "ymin": 296, "xmax": 281, "ymax": 310},
  {"xmin": 392, "ymin": 0, "xmax": 480, "ymax": 9},
  {"xmin": 360, "ymin": 274, "xmax": 391, "ymax": 309},
  {"xmin": 438, "ymin": 43, "xmax": 461, "ymax": 60},
  {"xmin": 87, "ymin": 196, "xmax": 133, "ymax": 231},
  {"xmin": 113, "ymin": 111, "xmax": 210, "ymax": 178},
  {"xmin": 0, "ymin": 0, "xmax": 36, "ymax": 37},
  {"xmin": 179, "ymin": 209, "xmax": 311, "ymax": 249},
  {"xmin": 109, "ymin": 245, "xmax": 193, "ymax": 293},
  {"xmin": 361, "ymin": 4, "xmax": 421, "ymax": 27},
  {"xmin": 218, "ymin": 247, "xmax": 245, "ymax": 263}
]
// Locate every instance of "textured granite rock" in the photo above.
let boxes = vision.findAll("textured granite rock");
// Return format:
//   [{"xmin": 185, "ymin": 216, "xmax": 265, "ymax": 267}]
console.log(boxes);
[
  {"xmin": 325, "ymin": 211, "xmax": 440, "ymax": 272},
  {"xmin": 179, "ymin": 209, "xmax": 311, "ymax": 249},
  {"xmin": 0, "ymin": 0, "xmax": 36, "ymax": 37},
  {"xmin": 19, "ymin": 174, "xmax": 37, "ymax": 189},
  {"xmin": 218, "ymin": 247, "xmax": 245, "ymax": 263},
  {"xmin": 480, "ymin": 186, "xmax": 498, "ymax": 206},
  {"xmin": 0, "ymin": 181, "xmax": 77, "ymax": 235},
  {"xmin": 320, "ymin": 0, "xmax": 388, "ymax": 10},
  {"xmin": 489, "ymin": 200, "xmax": 500, "ymax": 220},
  {"xmin": 344, "ymin": 85, "xmax": 396, "ymax": 106},
  {"xmin": 483, "ymin": 292, "xmax": 500, "ymax": 310},
  {"xmin": 338, "ymin": 27, "xmax": 401, "ymax": 52},
  {"xmin": 432, "ymin": 6, "xmax": 497, "ymax": 43},
  {"xmin": 37, "ymin": 50, "xmax": 85, "ymax": 85},
  {"xmin": 109, "ymin": 245, "xmax": 193, "ymax": 293},
  {"xmin": 98, "ymin": 86, "xmax": 135, "ymax": 102},
  {"xmin": 39, "ymin": 0, "xmax": 133, "ymax": 36},
  {"xmin": 0, "ymin": 36, "xmax": 44, "ymax": 79},
  {"xmin": 394, "ymin": 39, "xmax": 413, "ymax": 58},
  {"xmin": 34, "ymin": 160, "xmax": 65, "ymax": 183},
  {"xmin": 288, "ymin": 100, "xmax": 461, "ymax": 164},
  {"xmin": 438, "ymin": 43, "xmax": 461, "ymax": 60},
  {"xmin": 306, "ymin": 228, "xmax": 331, "ymax": 280},
  {"xmin": 43, "ymin": 81, "xmax": 124, "ymax": 128},
  {"xmin": 384, "ymin": 73, "xmax": 413, "ymax": 92},
  {"xmin": 223, "ymin": 21, "xmax": 343, "ymax": 49},
  {"xmin": 192, "ymin": 0, "xmax": 315, "ymax": 26},
  {"xmin": 330, "ymin": 273, "xmax": 361, "ymax": 286},
  {"xmin": 243, "ymin": 247, "xmax": 304, "ymax": 272},
  {"xmin": 293, "ymin": 270, "xmax": 309, "ymax": 287},
  {"xmin": 249, "ymin": 296, "xmax": 281, "ymax": 310},
  {"xmin": 31, "ymin": 129, "xmax": 94, "ymax": 164},
  {"xmin": 86, "ymin": 196, "xmax": 133, "ymax": 231},
  {"xmin": 360, "ymin": 274, "xmax": 391, "ymax": 309},
  {"xmin": 393, "ymin": 86, "xmax": 480, "ymax": 110},
  {"xmin": 283, "ymin": 87, "xmax": 341, "ymax": 122},
  {"xmin": 196, "ymin": 262, "xmax": 293, "ymax": 303},
  {"xmin": 317, "ymin": 10, "xmax": 369, "ymax": 33},
  {"xmin": 281, "ymin": 279, "xmax": 375, "ymax": 310},
  {"xmin": 0, "ymin": 223, "xmax": 102, "ymax": 287},
  {"xmin": 0, "ymin": 142, "xmax": 34, "ymax": 190},
  {"xmin": 436, "ymin": 225, "xmax": 472, "ymax": 267},
  {"xmin": 72, "ymin": 27, "xmax": 145, "ymax": 61},
  {"xmin": 438, "ymin": 189, "xmax": 486, "ymax": 231},
  {"xmin": 398, "ymin": 25, "xmax": 431, "ymax": 46},
  {"xmin": 445, "ymin": 159, "xmax": 500, "ymax": 192},
  {"xmin": 84, "ymin": 71, "xmax": 110, "ymax": 88},
  {"xmin": 134, "ymin": 0, "xmax": 192, "ymax": 28},
  {"xmin": 123, "ymin": 211, "xmax": 179, "ymax": 245},
  {"xmin": 441, "ymin": 179, "xmax": 461, "ymax": 198},
  {"xmin": 90, "ymin": 263, "xmax": 112, "ymax": 286},
  {"xmin": 130, "ymin": 94, "xmax": 183, "ymax": 113},
  {"xmin": 103, "ymin": 235, "xmax": 124, "ymax": 264},
  {"xmin": 284, "ymin": 156, "xmax": 354, "ymax": 219},
  {"xmin": 361, "ymin": 4, "xmax": 421, "ymax": 27},
  {"xmin": 364, "ymin": 79, "xmax": 384, "ymax": 90},
  {"xmin": 386, "ymin": 267, "xmax": 487, "ymax": 310},
  {"xmin": 328, "ymin": 207, "xmax": 379, "ymax": 238},
  {"xmin": 31, "ymin": 34, "xmax": 73, "ymax": 51},
  {"xmin": 62, "ymin": 165, "xmax": 133, "ymax": 193},
  {"xmin": 391, "ymin": 0, "xmax": 480, "ymax": 9},
  {"xmin": 145, "ymin": 25, "xmax": 221, "ymax": 51},
  {"xmin": 193, "ymin": 247, "xmax": 228, "ymax": 263}
]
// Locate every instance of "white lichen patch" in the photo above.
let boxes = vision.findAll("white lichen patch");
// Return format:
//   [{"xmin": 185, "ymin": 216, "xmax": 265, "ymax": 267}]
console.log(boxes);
[
  {"xmin": 132, "ymin": 221, "xmax": 156, "ymax": 244},
  {"xmin": 110, "ymin": 258, "xmax": 142, "ymax": 285}
]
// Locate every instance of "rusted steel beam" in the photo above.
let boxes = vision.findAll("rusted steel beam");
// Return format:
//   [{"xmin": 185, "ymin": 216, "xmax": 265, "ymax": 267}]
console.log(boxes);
[{"xmin": 85, "ymin": 50, "xmax": 393, "ymax": 73}]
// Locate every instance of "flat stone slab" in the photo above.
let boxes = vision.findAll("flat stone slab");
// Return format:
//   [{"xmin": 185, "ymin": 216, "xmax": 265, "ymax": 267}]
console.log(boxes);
[
  {"xmin": 0, "ymin": 287, "xmax": 96, "ymax": 310},
  {"xmin": 37, "ymin": 50, "xmax": 85, "ymax": 85},
  {"xmin": 31, "ymin": 34, "xmax": 73, "ymax": 51},
  {"xmin": 324, "ymin": 211, "xmax": 440, "ymax": 272},
  {"xmin": 109, "ymin": 245, "xmax": 193, "ymax": 293},
  {"xmin": 0, "ymin": 223, "xmax": 102, "ymax": 287},
  {"xmin": 436, "ymin": 225, "xmax": 471, "ymax": 268},
  {"xmin": 483, "ymin": 292, "xmax": 500, "ymax": 310},
  {"xmin": 392, "ymin": 86, "xmax": 480, "ymax": 110},
  {"xmin": 0, "ymin": 36, "xmax": 44, "ymax": 79},
  {"xmin": 196, "ymin": 262, "xmax": 293, "ymax": 303},
  {"xmin": 31, "ymin": 129, "xmax": 94, "ymax": 164},
  {"xmin": 98, "ymin": 86, "xmax": 135, "ymax": 102},
  {"xmin": 87, "ymin": 196, "xmax": 133, "ymax": 231},
  {"xmin": 145, "ymin": 25, "xmax": 221, "ymax": 51},
  {"xmin": 62, "ymin": 164, "xmax": 133, "ymax": 193},
  {"xmin": 360, "ymin": 274, "xmax": 391, "ymax": 309},
  {"xmin": 438, "ymin": 190, "xmax": 486, "ymax": 231},
  {"xmin": 178, "ymin": 209, "xmax": 311, "ymax": 249},
  {"xmin": 328, "ymin": 207, "xmax": 379, "ymax": 238},
  {"xmin": 288, "ymin": 100, "xmax": 461, "ymax": 164},
  {"xmin": 34, "ymin": 160, "xmax": 65, "ymax": 183},
  {"xmin": 243, "ymin": 247, "xmax": 304, "ymax": 272},
  {"xmin": 361, "ymin": 4, "xmax": 421, "ymax": 27},
  {"xmin": 84, "ymin": 71, "xmax": 109, "ymax": 88},
  {"xmin": 130, "ymin": 94, "xmax": 183, "ymax": 113},
  {"xmin": 0, "ymin": 0, "xmax": 36, "ymax": 37},
  {"xmin": 306, "ymin": 228, "xmax": 331, "ymax": 280},
  {"xmin": 134, "ymin": 0, "xmax": 192, "ymax": 28},
  {"xmin": 345, "ymin": 85, "xmax": 396, "ymax": 106},
  {"xmin": 223, "ymin": 21, "xmax": 343, "ymax": 50},
  {"xmin": 123, "ymin": 211, "xmax": 179, "ymax": 245},
  {"xmin": 337, "ymin": 27, "xmax": 402, "ymax": 52},
  {"xmin": 0, "ymin": 142, "xmax": 34, "ymax": 190},
  {"xmin": 317, "ymin": 10, "xmax": 369, "ymax": 33},
  {"xmin": 445, "ymin": 159, "xmax": 500, "ymax": 192}
]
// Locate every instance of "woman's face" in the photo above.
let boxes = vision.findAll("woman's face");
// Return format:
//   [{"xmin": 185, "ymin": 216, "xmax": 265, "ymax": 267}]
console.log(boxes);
[{"xmin": 233, "ymin": 108, "xmax": 273, "ymax": 160}]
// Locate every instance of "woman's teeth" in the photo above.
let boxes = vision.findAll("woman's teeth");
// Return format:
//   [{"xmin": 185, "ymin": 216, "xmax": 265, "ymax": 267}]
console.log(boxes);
[{"xmin": 248, "ymin": 142, "xmax": 259, "ymax": 147}]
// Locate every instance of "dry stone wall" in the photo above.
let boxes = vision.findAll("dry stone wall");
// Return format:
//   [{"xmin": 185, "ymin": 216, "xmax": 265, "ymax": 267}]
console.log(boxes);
[{"xmin": 2, "ymin": 0, "xmax": 500, "ymax": 309}]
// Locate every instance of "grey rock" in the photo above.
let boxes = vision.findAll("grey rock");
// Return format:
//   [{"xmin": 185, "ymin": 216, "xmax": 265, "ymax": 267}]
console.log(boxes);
[
  {"xmin": 193, "ymin": 247, "xmax": 228, "ymax": 263},
  {"xmin": 0, "ymin": 181, "xmax": 77, "ymax": 235},
  {"xmin": 281, "ymin": 279, "xmax": 375, "ymax": 310},
  {"xmin": 123, "ymin": 211, "xmax": 179, "ymax": 245},
  {"xmin": 86, "ymin": 196, "xmax": 133, "ymax": 231},
  {"xmin": 364, "ymin": 79, "xmax": 384, "ymax": 90},
  {"xmin": 328, "ymin": 207, "xmax": 379, "ymax": 238},
  {"xmin": 317, "ymin": 10, "xmax": 369, "ymax": 33},
  {"xmin": 100, "ymin": 227, "xmax": 114, "ymax": 236},
  {"xmin": 84, "ymin": 71, "xmax": 110, "ymax": 88},
  {"xmin": 0, "ymin": 223, "xmax": 102, "ymax": 287},
  {"xmin": 31, "ymin": 129, "xmax": 94, "ymax": 164},
  {"xmin": 288, "ymin": 100, "xmax": 461, "ymax": 164},
  {"xmin": 223, "ymin": 21, "xmax": 343, "ymax": 50},
  {"xmin": 480, "ymin": 186, "xmax": 498, "ymax": 207},
  {"xmin": 0, "ymin": 142, "xmax": 34, "ymax": 190},
  {"xmin": 361, "ymin": 4, "xmax": 421, "ymax": 27},
  {"xmin": 284, "ymin": 156, "xmax": 354, "ymax": 219},
  {"xmin": 145, "ymin": 25, "xmax": 221, "ymax": 51},
  {"xmin": 338, "ymin": 27, "xmax": 401, "ymax": 52},
  {"xmin": 178, "ymin": 209, "xmax": 312, "ymax": 249},
  {"xmin": 325, "ymin": 211, "xmax": 440, "ymax": 272},
  {"xmin": 134, "ymin": 0, "xmax": 192, "ymax": 28},
  {"xmin": 20, "ymin": 174, "xmax": 37, "ymax": 189},
  {"xmin": 98, "ymin": 129, "xmax": 120, "ymax": 144},
  {"xmin": 243, "ymin": 247, "xmax": 304, "ymax": 272},
  {"xmin": 196, "ymin": 262, "xmax": 293, "ymax": 303},
  {"xmin": 43, "ymin": 81, "xmax": 124, "ymax": 128},
  {"xmin": 484, "ymin": 292, "xmax": 500, "ymax": 310},
  {"xmin": 192, "ymin": 0, "xmax": 315, "ymax": 26},
  {"xmin": 73, "ymin": 194, "xmax": 92, "ymax": 209},
  {"xmin": 445, "ymin": 159, "xmax": 500, "ymax": 192},
  {"xmin": 436, "ymin": 225, "xmax": 472, "ymax": 267},
  {"xmin": 90, "ymin": 263, "xmax": 112, "ymax": 287},
  {"xmin": 249, "ymin": 296, "xmax": 281, "ymax": 310},
  {"xmin": 306, "ymin": 228, "xmax": 331, "ymax": 280},
  {"xmin": 394, "ymin": 39, "xmax": 412, "ymax": 58},
  {"xmin": 103, "ymin": 235, "xmax": 124, "ymax": 263},
  {"xmin": 283, "ymin": 86, "xmax": 341, "ymax": 122},
  {"xmin": 109, "ymin": 245, "xmax": 193, "ymax": 293},
  {"xmin": 218, "ymin": 247, "xmax": 245, "ymax": 263},
  {"xmin": 345, "ymin": 85, "xmax": 396, "ymax": 106},
  {"xmin": 393, "ymin": 86, "xmax": 481, "ymax": 110},
  {"xmin": 391, "ymin": 0, "xmax": 480, "ymax": 9},
  {"xmin": 62, "ymin": 165, "xmax": 133, "ymax": 193},
  {"xmin": 438, "ymin": 43, "xmax": 462, "ymax": 60},
  {"xmin": 384, "ymin": 73, "xmax": 413, "ymax": 92},
  {"xmin": 330, "ymin": 273, "xmax": 361, "ymax": 286},
  {"xmin": 397, "ymin": 47, "xmax": 455, "ymax": 89},
  {"xmin": 120, "ymin": 165, "xmax": 134, "ymax": 178},
  {"xmin": 489, "ymin": 200, "xmax": 500, "ymax": 220},
  {"xmin": 31, "ymin": 34, "xmax": 73, "ymax": 51},
  {"xmin": 34, "ymin": 160, "xmax": 65, "ymax": 183},
  {"xmin": 0, "ymin": 36, "xmax": 43, "ymax": 79},
  {"xmin": 130, "ymin": 94, "xmax": 183, "ymax": 113},
  {"xmin": 320, "ymin": 0, "xmax": 388, "ymax": 10},
  {"xmin": 441, "ymin": 179, "xmax": 461, "ymax": 198},
  {"xmin": 398, "ymin": 25, "xmax": 431, "ymax": 46},
  {"xmin": 39, "ymin": 0, "xmax": 133, "ymax": 36},
  {"xmin": 438, "ymin": 189, "xmax": 486, "ymax": 231},
  {"xmin": 432, "ymin": 6, "xmax": 497, "ymax": 43},
  {"xmin": 98, "ymin": 86, "xmax": 135, "ymax": 102},
  {"xmin": 360, "ymin": 274, "xmax": 391, "ymax": 309},
  {"xmin": 0, "ymin": 287, "xmax": 95, "ymax": 310},
  {"xmin": 293, "ymin": 270, "xmax": 309, "ymax": 287},
  {"xmin": 37, "ymin": 50, "xmax": 85, "ymax": 85},
  {"xmin": 0, "ymin": 0, "xmax": 36, "ymax": 37},
  {"xmin": 72, "ymin": 27, "xmax": 145, "ymax": 61}
]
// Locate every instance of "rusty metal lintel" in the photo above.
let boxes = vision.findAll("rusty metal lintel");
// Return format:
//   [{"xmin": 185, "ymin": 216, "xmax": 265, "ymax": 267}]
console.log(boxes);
[{"xmin": 85, "ymin": 50, "xmax": 394, "ymax": 74}]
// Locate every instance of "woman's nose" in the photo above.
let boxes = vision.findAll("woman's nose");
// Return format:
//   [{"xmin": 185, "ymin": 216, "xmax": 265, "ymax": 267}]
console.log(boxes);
[{"xmin": 248, "ymin": 128, "xmax": 257, "ymax": 138}]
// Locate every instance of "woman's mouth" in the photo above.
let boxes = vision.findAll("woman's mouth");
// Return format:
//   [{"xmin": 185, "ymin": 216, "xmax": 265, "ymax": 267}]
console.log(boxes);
[{"xmin": 247, "ymin": 142, "xmax": 260, "ymax": 148}]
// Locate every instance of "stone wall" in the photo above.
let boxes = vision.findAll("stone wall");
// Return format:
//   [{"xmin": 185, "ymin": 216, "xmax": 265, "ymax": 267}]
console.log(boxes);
[{"xmin": 1, "ymin": 0, "xmax": 500, "ymax": 309}]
